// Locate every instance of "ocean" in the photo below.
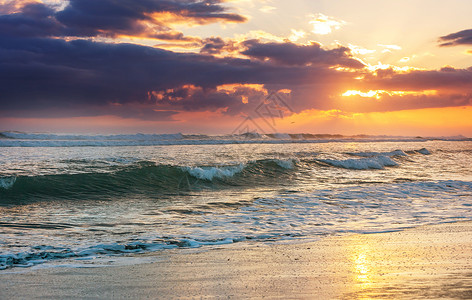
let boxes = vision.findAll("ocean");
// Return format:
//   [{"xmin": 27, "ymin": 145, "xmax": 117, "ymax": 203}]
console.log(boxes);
[{"xmin": 1, "ymin": 132, "xmax": 471, "ymax": 270}]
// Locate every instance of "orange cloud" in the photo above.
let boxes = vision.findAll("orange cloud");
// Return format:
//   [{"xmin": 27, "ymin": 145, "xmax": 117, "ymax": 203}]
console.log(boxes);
[{"xmin": 0, "ymin": 0, "xmax": 40, "ymax": 13}]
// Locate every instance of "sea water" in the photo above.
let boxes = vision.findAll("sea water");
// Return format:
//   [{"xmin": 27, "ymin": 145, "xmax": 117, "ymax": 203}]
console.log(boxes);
[{"xmin": 0, "ymin": 133, "xmax": 471, "ymax": 269}]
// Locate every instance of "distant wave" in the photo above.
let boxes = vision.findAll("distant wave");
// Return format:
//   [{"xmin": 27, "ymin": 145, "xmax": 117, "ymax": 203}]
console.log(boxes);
[
  {"xmin": 0, "ymin": 132, "xmax": 184, "ymax": 141},
  {"xmin": 1, "ymin": 131, "xmax": 470, "ymax": 147},
  {"xmin": 318, "ymin": 156, "xmax": 399, "ymax": 170},
  {"xmin": 347, "ymin": 149, "xmax": 408, "ymax": 157},
  {"xmin": 317, "ymin": 147, "xmax": 432, "ymax": 170}
]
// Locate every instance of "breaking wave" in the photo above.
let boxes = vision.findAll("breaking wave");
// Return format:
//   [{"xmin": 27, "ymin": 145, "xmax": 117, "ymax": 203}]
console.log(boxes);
[{"xmin": 0, "ymin": 159, "xmax": 299, "ymax": 202}]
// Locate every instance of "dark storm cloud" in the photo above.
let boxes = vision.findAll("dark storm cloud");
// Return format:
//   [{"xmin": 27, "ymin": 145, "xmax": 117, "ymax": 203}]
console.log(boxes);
[
  {"xmin": 439, "ymin": 29, "xmax": 472, "ymax": 46},
  {"xmin": 200, "ymin": 37, "xmax": 229, "ymax": 54},
  {"xmin": 2, "ymin": 2, "xmax": 471, "ymax": 120},
  {"xmin": 364, "ymin": 66, "xmax": 472, "ymax": 91},
  {"xmin": 336, "ymin": 93, "xmax": 472, "ymax": 113},
  {"xmin": 0, "ymin": 0, "xmax": 366, "ymax": 119},
  {"xmin": 241, "ymin": 40, "xmax": 365, "ymax": 68},
  {"xmin": 0, "ymin": 3, "xmax": 64, "ymax": 37},
  {"xmin": 0, "ymin": 0, "xmax": 246, "ymax": 39},
  {"xmin": 148, "ymin": 84, "xmax": 271, "ymax": 115},
  {"xmin": 56, "ymin": 0, "xmax": 246, "ymax": 38},
  {"xmin": 2, "ymin": 33, "xmax": 471, "ymax": 118},
  {"xmin": 0, "ymin": 33, "xmax": 360, "ymax": 118}
]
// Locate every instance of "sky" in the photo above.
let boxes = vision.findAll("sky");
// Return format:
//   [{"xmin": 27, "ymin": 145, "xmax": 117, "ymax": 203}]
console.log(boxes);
[{"xmin": 0, "ymin": 0, "xmax": 471, "ymax": 136}]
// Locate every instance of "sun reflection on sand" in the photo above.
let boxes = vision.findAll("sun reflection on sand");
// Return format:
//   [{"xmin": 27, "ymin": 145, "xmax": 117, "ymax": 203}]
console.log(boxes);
[{"xmin": 350, "ymin": 242, "xmax": 374, "ymax": 294}]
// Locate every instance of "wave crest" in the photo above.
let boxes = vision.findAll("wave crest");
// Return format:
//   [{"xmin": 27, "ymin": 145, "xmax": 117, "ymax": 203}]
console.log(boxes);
[{"xmin": 184, "ymin": 164, "xmax": 246, "ymax": 181}]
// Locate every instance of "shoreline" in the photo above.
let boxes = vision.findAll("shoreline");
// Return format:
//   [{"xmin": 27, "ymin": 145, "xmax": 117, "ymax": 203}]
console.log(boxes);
[{"xmin": 1, "ymin": 221, "xmax": 472, "ymax": 299}]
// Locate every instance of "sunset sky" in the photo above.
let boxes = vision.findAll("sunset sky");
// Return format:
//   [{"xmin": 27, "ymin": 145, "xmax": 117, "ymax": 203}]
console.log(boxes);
[{"xmin": 1, "ymin": 0, "xmax": 471, "ymax": 136}]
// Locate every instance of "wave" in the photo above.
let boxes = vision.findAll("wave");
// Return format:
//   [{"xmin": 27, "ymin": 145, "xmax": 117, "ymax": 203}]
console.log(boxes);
[
  {"xmin": 0, "ymin": 177, "xmax": 16, "ymax": 189},
  {"xmin": 416, "ymin": 148, "xmax": 431, "ymax": 155},
  {"xmin": 0, "ymin": 159, "xmax": 298, "ymax": 202},
  {"xmin": 1, "ymin": 131, "xmax": 470, "ymax": 147},
  {"xmin": 325, "ymin": 147, "xmax": 433, "ymax": 169},
  {"xmin": 0, "ymin": 138, "xmax": 440, "ymax": 148},
  {"xmin": 348, "ymin": 149, "xmax": 408, "ymax": 157},
  {"xmin": 0, "ymin": 236, "xmax": 244, "ymax": 270},
  {"xmin": 2, "ymin": 178, "xmax": 470, "ymax": 270},
  {"xmin": 184, "ymin": 164, "xmax": 246, "ymax": 181},
  {"xmin": 0, "ymin": 132, "xmax": 184, "ymax": 141},
  {"xmin": 318, "ymin": 156, "xmax": 398, "ymax": 170}
]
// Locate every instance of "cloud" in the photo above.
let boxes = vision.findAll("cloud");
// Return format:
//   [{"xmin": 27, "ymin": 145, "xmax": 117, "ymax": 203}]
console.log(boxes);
[
  {"xmin": 2, "ymin": 32, "xmax": 471, "ymax": 119},
  {"xmin": 348, "ymin": 44, "xmax": 375, "ymax": 55},
  {"xmin": 259, "ymin": 6, "xmax": 276, "ymax": 13},
  {"xmin": 200, "ymin": 36, "xmax": 238, "ymax": 55},
  {"xmin": 377, "ymin": 44, "xmax": 402, "ymax": 50},
  {"xmin": 240, "ymin": 40, "xmax": 365, "ymax": 68},
  {"xmin": 363, "ymin": 66, "xmax": 472, "ymax": 91},
  {"xmin": 0, "ymin": 0, "xmax": 247, "ymax": 40},
  {"xmin": 0, "ymin": 33, "xmax": 364, "ymax": 118},
  {"xmin": 338, "ymin": 91, "xmax": 472, "ymax": 113},
  {"xmin": 57, "ymin": 0, "xmax": 246, "ymax": 38},
  {"xmin": 1, "ymin": 3, "xmax": 472, "ymax": 122},
  {"xmin": 0, "ymin": 3, "xmax": 64, "ymax": 37},
  {"xmin": 149, "ymin": 84, "xmax": 270, "ymax": 115},
  {"xmin": 332, "ymin": 66, "xmax": 472, "ymax": 113},
  {"xmin": 309, "ymin": 13, "xmax": 345, "ymax": 35},
  {"xmin": 439, "ymin": 29, "xmax": 472, "ymax": 46},
  {"xmin": 288, "ymin": 29, "xmax": 305, "ymax": 42}
]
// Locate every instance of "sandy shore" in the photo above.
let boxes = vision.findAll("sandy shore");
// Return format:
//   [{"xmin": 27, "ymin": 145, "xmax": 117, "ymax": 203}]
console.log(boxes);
[{"xmin": 1, "ymin": 222, "xmax": 472, "ymax": 299}]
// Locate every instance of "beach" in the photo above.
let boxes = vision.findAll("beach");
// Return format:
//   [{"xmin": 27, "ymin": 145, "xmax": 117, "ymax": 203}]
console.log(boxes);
[
  {"xmin": 1, "ymin": 221, "xmax": 471, "ymax": 299},
  {"xmin": 2, "ymin": 0, "xmax": 472, "ymax": 297}
]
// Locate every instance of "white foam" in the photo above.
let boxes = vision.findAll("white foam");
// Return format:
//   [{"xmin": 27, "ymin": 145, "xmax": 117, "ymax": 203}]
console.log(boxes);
[
  {"xmin": 0, "ymin": 177, "xmax": 16, "ymax": 189},
  {"xmin": 320, "ymin": 156, "xmax": 398, "ymax": 170},
  {"xmin": 184, "ymin": 164, "xmax": 245, "ymax": 181}
]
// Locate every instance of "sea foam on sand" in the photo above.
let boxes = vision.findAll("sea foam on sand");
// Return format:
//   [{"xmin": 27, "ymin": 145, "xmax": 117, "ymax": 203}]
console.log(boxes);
[{"xmin": 0, "ymin": 222, "xmax": 471, "ymax": 299}]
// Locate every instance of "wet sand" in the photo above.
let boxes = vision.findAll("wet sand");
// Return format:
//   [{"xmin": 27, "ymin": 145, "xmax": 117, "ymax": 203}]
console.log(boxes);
[{"xmin": 1, "ymin": 222, "xmax": 471, "ymax": 299}]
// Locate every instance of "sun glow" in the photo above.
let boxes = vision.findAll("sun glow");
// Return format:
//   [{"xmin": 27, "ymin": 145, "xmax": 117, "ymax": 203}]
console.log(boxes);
[
  {"xmin": 309, "ymin": 13, "xmax": 346, "ymax": 35},
  {"xmin": 365, "ymin": 62, "xmax": 423, "ymax": 74}
]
